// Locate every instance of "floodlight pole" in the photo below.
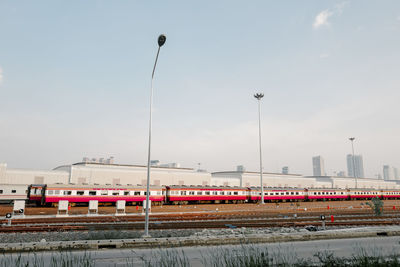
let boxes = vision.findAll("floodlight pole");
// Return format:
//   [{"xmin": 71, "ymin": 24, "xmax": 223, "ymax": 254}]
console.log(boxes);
[
  {"xmin": 254, "ymin": 93, "xmax": 264, "ymax": 204},
  {"xmin": 349, "ymin": 137, "xmax": 357, "ymax": 189},
  {"xmin": 144, "ymin": 34, "xmax": 166, "ymax": 237}
]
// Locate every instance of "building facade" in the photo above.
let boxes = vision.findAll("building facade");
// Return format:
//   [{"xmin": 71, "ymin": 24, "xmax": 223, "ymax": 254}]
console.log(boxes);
[
  {"xmin": 347, "ymin": 154, "xmax": 365, "ymax": 178},
  {"xmin": 383, "ymin": 165, "xmax": 394, "ymax": 180},
  {"xmin": 1, "ymin": 161, "xmax": 400, "ymax": 190},
  {"xmin": 312, "ymin": 156, "xmax": 325, "ymax": 176}
]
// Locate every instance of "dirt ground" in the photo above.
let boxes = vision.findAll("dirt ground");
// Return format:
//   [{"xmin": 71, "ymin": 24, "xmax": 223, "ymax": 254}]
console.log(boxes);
[{"xmin": 1, "ymin": 200, "xmax": 400, "ymax": 217}]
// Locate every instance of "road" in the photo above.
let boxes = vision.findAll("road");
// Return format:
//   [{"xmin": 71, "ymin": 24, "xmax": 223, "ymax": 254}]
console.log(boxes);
[{"xmin": 2, "ymin": 236, "xmax": 400, "ymax": 266}]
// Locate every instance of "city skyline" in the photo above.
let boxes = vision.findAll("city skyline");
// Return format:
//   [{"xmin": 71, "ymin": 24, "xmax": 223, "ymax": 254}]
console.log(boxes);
[{"xmin": 0, "ymin": 1, "xmax": 399, "ymax": 177}]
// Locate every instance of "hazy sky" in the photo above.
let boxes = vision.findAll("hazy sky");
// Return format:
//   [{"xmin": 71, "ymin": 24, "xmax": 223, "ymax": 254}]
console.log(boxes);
[{"xmin": 0, "ymin": 1, "xmax": 399, "ymax": 177}]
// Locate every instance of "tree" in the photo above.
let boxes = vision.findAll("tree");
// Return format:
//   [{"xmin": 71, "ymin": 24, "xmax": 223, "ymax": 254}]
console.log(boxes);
[{"xmin": 366, "ymin": 197, "xmax": 384, "ymax": 216}]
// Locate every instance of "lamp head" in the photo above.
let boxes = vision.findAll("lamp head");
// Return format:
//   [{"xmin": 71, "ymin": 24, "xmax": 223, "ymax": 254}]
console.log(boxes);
[
  {"xmin": 158, "ymin": 34, "xmax": 166, "ymax": 47},
  {"xmin": 254, "ymin": 93, "xmax": 264, "ymax": 100},
  {"xmin": 349, "ymin": 137, "xmax": 355, "ymax": 141}
]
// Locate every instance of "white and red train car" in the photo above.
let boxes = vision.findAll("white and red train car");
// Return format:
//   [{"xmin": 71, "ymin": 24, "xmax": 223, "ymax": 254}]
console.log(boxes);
[
  {"xmin": 249, "ymin": 187, "xmax": 306, "ymax": 202},
  {"xmin": 381, "ymin": 189, "xmax": 400, "ymax": 199},
  {"xmin": 28, "ymin": 184, "xmax": 164, "ymax": 206},
  {"xmin": 348, "ymin": 188, "xmax": 381, "ymax": 200},
  {"xmin": 0, "ymin": 184, "xmax": 28, "ymax": 204},
  {"xmin": 166, "ymin": 185, "xmax": 248, "ymax": 204},
  {"xmin": 306, "ymin": 188, "xmax": 348, "ymax": 200}
]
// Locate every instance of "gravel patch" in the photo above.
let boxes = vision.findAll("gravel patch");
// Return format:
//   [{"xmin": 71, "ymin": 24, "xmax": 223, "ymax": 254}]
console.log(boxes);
[{"xmin": 0, "ymin": 226, "xmax": 356, "ymax": 244}]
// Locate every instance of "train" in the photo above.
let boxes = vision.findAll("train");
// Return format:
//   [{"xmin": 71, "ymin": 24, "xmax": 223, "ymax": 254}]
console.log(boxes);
[
  {"xmin": 0, "ymin": 184, "xmax": 29, "ymax": 204},
  {"xmin": 1, "ymin": 183, "xmax": 399, "ymax": 206},
  {"xmin": 23, "ymin": 183, "xmax": 400, "ymax": 206}
]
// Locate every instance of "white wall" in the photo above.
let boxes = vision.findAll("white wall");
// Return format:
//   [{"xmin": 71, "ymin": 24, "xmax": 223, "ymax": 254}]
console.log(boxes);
[{"xmin": 3, "ymin": 168, "xmax": 68, "ymax": 185}]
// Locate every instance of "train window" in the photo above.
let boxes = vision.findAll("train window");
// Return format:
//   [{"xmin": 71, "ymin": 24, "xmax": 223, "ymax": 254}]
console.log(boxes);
[
  {"xmin": 11, "ymin": 190, "xmax": 16, "ymax": 193},
  {"xmin": 89, "ymin": 191, "xmax": 96, "ymax": 195},
  {"xmin": 0, "ymin": 190, "xmax": 3, "ymax": 194},
  {"xmin": 157, "ymin": 191, "xmax": 161, "ymax": 195},
  {"xmin": 220, "ymin": 191, "xmax": 225, "ymax": 195},
  {"xmin": 227, "ymin": 191, "xmax": 232, "ymax": 195},
  {"xmin": 112, "ymin": 192, "xmax": 119, "ymax": 196},
  {"xmin": 124, "ymin": 191, "xmax": 129, "ymax": 196},
  {"xmin": 280, "ymin": 192, "xmax": 284, "ymax": 195},
  {"xmin": 101, "ymin": 191, "xmax": 108, "ymax": 195},
  {"xmin": 318, "ymin": 192, "xmax": 321, "ymax": 195},
  {"xmin": 64, "ymin": 191, "xmax": 72, "ymax": 195},
  {"xmin": 291, "ymin": 192, "xmax": 294, "ymax": 195},
  {"xmin": 197, "ymin": 191, "xmax": 202, "ymax": 195},
  {"xmin": 205, "ymin": 191, "xmax": 210, "ymax": 195},
  {"xmin": 77, "ymin": 191, "xmax": 84, "ymax": 196},
  {"xmin": 54, "ymin": 190, "xmax": 60, "ymax": 195},
  {"xmin": 189, "ymin": 191, "xmax": 195, "ymax": 195},
  {"xmin": 275, "ymin": 192, "xmax": 279, "ymax": 195},
  {"xmin": 234, "ymin": 192, "xmax": 238, "ymax": 195},
  {"xmin": 286, "ymin": 192, "xmax": 289, "ymax": 195},
  {"xmin": 269, "ymin": 193, "xmax": 273, "ymax": 195},
  {"xmin": 47, "ymin": 190, "xmax": 53, "ymax": 195},
  {"xmin": 134, "ymin": 191, "xmax": 140, "ymax": 195},
  {"xmin": 181, "ymin": 191, "xmax": 187, "ymax": 195},
  {"xmin": 296, "ymin": 192, "xmax": 299, "ymax": 195}
]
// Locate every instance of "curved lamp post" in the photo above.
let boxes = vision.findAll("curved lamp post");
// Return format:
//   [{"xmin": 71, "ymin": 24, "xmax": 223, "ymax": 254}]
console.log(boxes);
[
  {"xmin": 144, "ymin": 34, "xmax": 166, "ymax": 237},
  {"xmin": 254, "ymin": 93, "xmax": 264, "ymax": 204}
]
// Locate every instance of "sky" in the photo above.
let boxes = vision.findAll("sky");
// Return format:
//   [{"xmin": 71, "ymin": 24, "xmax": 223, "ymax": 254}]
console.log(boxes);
[{"xmin": 0, "ymin": 1, "xmax": 399, "ymax": 177}]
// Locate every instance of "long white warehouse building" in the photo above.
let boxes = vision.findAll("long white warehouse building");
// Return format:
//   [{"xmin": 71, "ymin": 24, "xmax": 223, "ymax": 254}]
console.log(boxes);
[{"xmin": 1, "ymin": 162, "xmax": 399, "ymax": 189}]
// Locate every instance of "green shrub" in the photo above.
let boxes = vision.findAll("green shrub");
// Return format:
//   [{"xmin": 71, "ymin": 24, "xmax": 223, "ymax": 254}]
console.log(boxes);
[{"xmin": 366, "ymin": 197, "xmax": 384, "ymax": 216}]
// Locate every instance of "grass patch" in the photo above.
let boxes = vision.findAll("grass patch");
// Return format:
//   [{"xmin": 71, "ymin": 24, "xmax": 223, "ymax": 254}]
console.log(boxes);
[
  {"xmin": 0, "ymin": 251, "xmax": 93, "ymax": 267},
  {"xmin": 1, "ymin": 243, "xmax": 400, "ymax": 266}
]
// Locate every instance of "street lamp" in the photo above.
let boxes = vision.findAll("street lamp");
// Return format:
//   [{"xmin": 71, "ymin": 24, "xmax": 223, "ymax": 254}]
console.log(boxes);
[
  {"xmin": 254, "ymin": 93, "xmax": 264, "ymax": 204},
  {"xmin": 144, "ymin": 34, "xmax": 166, "ymax": 237},
  {"xmin": 349, "ymin": 137, "xmax": 357, "ymax": 189}
]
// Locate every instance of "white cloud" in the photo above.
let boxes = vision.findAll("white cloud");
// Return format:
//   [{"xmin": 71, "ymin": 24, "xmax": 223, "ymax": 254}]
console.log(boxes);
[
  {"xmin": 313, "ymin": 2, "xmax": 347, "ymax": 30},
  {"xmin": 313, "ymin": 9, "xmax": 333, "ymax": 29}
]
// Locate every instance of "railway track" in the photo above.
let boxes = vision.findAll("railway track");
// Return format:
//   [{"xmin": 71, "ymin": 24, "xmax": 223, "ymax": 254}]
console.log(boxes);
[{"xmin": 1, "ymin": 212, "xmax": 400, "ymax": 233}]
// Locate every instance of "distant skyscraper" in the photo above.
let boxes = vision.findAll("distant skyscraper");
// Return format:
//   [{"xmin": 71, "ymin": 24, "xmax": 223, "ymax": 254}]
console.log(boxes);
[
  {"xmin": 282, "ymin": 166, "xmax": 289, "ymax": 174},
  {"xmin": 394, "ymin": 168, "xmax": 399, "ymax": 180},
  {"xmin": 347, "ymin": 154, "xmax": 364, "ymax": 178},
  {"xmin": 312, "ymin": 156, "xmax": 325, "ymax": 176},
  {"xmin": 383, "ymin": 165, "xmax": 394, "ymax": 180}
]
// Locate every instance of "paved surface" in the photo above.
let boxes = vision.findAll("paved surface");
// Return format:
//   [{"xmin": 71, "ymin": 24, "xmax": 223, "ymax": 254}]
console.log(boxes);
[
  {"xmin": 2, "ymin": 235, "xmax": 400, "ymax": 266},
  {"xmin": 94, "ymin": 236, "xmax": 400, "ymax": 266}
]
